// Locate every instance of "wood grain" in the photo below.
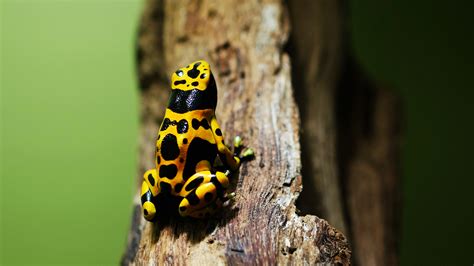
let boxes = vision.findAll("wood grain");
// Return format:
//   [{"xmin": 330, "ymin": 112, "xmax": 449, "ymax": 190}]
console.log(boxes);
[
  {"xmin": 337, "ymin": 63, "xmax": 401, "ymax": 266},
  {"xmin": 123, "ymin": 0, "xmax": 350, "ymax": 264},
  {"xmin": 123, "ymin": 0, "xmax": 401, "ymax": 265}
]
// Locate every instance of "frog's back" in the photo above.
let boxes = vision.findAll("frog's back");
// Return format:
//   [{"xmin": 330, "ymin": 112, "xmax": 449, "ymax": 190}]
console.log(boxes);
[{"xmin": 154, "ymin": 60, "xmax": 218, "ymax": 196}]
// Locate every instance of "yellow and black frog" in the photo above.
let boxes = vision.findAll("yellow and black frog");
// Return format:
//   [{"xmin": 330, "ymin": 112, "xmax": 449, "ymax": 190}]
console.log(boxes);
[{"xmin": 141, "ymin": 60, "xmax": 253, "ymax": 221}]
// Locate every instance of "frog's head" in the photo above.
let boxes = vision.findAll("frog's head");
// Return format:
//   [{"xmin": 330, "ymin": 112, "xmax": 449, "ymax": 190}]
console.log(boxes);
[
  {"xmin": 170, "ymin": 60, "xmax": 218, "ymax": 110},
  {"xmin": 171, "ymin": 60, "xmax": 215, "ymax": 92}
]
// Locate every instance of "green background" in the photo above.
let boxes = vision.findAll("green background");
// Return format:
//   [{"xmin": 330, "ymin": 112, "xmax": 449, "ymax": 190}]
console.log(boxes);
[
  {"xmin": 350, "ymin": 1, "xmax": 474, "ymax": 265},
  {"xmin": 1, "ymin": 0, "xmax": 473, "ymax": 265},
  {"xmin": 1, "ymin": 0, "xmax": 140, "ymax": 264}
]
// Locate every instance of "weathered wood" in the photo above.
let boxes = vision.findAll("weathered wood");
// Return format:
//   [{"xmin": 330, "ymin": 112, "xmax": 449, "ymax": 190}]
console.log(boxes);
[
  {"xmin": 286, "ymin": 1, "xmax": 401, "ymax": 265},
  {"xmin": 122, "ymin": 0, "xmax": 351, "ymax": 264},
  {"xmin": 337, "ymin": 62, "xmax": 401, "ymax": 266},
  {"xmin": 287, "ymin": 0, "xmax": 348, "ymax": 234}
]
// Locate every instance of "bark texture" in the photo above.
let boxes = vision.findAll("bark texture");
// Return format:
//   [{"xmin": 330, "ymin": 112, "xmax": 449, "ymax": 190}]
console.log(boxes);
[
  {"xmin": 287, "ymin": 1, "xmax": 401, "ymax": 265},
  {"xmin": 122, "ymin": 0, "xmax": 400, "ymax": 265},
  {"xmin": 337, "ymin": 63, "xmax": 401, "ymax": 266}
]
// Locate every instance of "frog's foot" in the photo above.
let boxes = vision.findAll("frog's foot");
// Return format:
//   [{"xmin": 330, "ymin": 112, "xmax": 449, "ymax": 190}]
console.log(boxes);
[
  {"xmin": 222, "ymin": 192, "xmax": 237, "ymax": 207},
  {"xmin": 140, "ymin": 169, "xmax": 161, "ymax": 221},
  {"xmin": 178, "ymin": 170, "xmax": 229, "ymax": 218},
  {"xmin": 233, "ymin": 136, "xmax": 254, "ymax": 162},
  {"xmin": 141, "ymin": 181, "xmax": 157, "ymax": 221}
]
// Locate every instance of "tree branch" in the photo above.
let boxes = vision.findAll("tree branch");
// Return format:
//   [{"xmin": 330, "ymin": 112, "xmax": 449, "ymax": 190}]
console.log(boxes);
[{"xmin": 123, "ymin": 0, "xmax": 400, "ymax": 265}]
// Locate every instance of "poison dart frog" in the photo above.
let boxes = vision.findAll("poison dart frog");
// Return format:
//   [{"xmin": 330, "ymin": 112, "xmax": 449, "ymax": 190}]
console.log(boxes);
[{"xmin": 141, "ymin": 60, "xmax": 253, "ymax": 221}]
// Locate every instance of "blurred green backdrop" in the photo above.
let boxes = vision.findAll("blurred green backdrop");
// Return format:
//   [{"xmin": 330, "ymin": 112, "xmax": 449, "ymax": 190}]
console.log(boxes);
[
  {"xmin": 350, "ymin": 1, "xmax": 474, "ymax": 265},
  {"xmin": 1, "ymin": 0, "xmax": 140, "ymax": 264},
  {"xmin": 1, "ymin": 0, "xmax": 473, "ymax": 265}
]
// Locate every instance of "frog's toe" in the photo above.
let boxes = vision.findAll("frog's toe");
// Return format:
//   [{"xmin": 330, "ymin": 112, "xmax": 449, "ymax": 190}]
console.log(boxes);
[
  {"xmin": 233, "ymin": 136, "xmax": 244, "ymax": 158},
  {"xmin": 222, "ymin": 192, "xmax": 237, "ymax": 207},
  {"xmin": 233, "ymin": 136, "xmax": 243, "ymax": 149},
  {"xmin": 232, "ymin": 136, "xmax": 254, "ymax": 161},
  {"xmin": 241, "ymin": 148, "xmax": 254, "ymax": 160}
]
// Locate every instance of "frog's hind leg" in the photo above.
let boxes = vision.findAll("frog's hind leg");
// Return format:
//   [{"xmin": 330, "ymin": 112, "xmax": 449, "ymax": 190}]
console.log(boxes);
[
  {"xmin": 178, "ymin": 170, "xmax": 229, "ymax": 218},
  {"xmin": 141, "ymin": 169, "xmax": 159, "ymax": 221}
]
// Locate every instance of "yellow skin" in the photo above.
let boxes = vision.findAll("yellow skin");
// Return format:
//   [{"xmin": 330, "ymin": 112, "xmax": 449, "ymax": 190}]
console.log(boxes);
[{"xmin": 141, "ymin": 60, "xmax": 253, "ymax": 221}]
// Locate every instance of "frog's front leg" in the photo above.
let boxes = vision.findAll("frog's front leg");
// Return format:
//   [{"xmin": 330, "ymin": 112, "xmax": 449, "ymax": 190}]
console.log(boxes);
[
  {"xmin": 210, "ymin": 116, "xmax": 254, "ymax": 171},
  {"xmin": 178, "ymin": 170, "xmax": 230, "ymax": 218},
  {"xmin": 141, "ymin": 169, "xmax": 160, "ymax": 221}
]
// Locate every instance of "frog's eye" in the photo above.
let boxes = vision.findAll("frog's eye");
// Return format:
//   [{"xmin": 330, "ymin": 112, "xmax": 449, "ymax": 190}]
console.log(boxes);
[{"xmin": 176, "ymin": 70, "xmax": 184, "ymax": 77}]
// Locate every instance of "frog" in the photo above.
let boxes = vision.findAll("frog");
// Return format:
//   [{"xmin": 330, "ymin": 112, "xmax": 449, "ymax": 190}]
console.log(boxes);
[{"xmin": 140, "ymin": 60, "xmax": 253, "ymax": 221}]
